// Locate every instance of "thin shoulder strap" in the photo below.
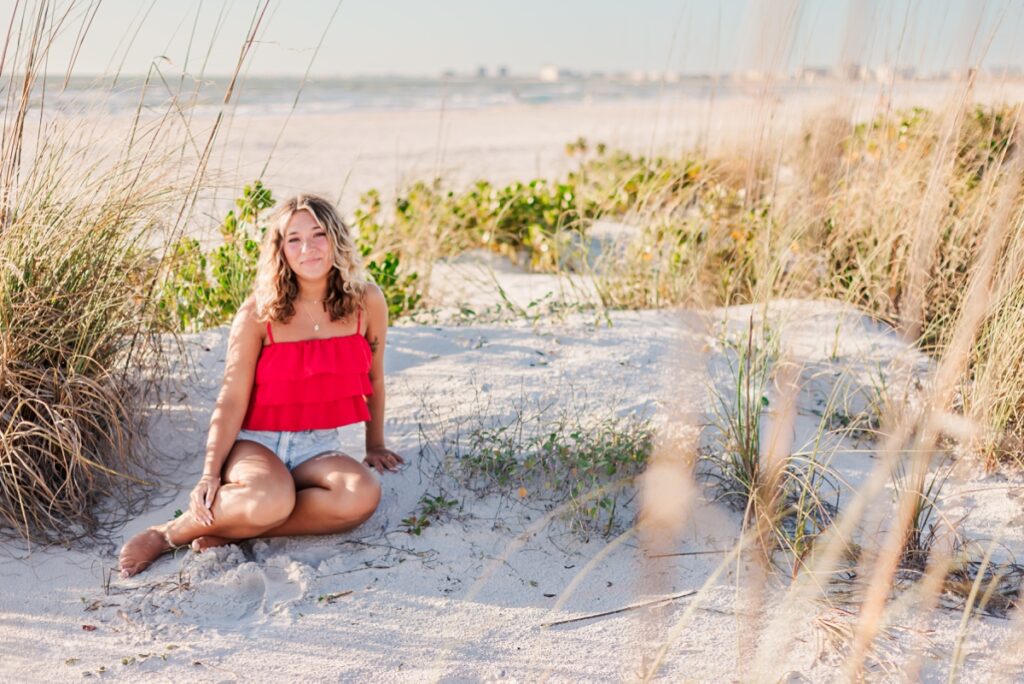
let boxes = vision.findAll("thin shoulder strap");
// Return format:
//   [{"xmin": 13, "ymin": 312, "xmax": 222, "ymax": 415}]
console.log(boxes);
[
  {"xmin": 265, "ymin": 321, "xmax": 275, "ymax": 344},
  {"xmin": 356, "ymin": 305, "xmax": 362, "ymax": 335}
]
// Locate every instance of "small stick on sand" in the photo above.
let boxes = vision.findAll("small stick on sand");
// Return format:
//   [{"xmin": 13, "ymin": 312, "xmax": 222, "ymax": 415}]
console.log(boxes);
[
  {"xmin": 646, "ymin": 550, "xmax": 729, "ymax": 559},
  {"xmin": 540, "ymin": 590, "xmax": 696, "ymax": 628}
]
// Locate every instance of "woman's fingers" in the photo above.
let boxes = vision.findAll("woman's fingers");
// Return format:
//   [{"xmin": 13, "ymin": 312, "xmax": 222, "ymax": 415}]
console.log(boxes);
[
  {"xmin": 203, "ymin": 484, "xmax": 218, "ymax": 525},
  {"xmin": 190, "ymin": 483, "xmax": 214, "ymax": 526},
  {"xmin": 204, "ymin": 482, "xmax": 219, "ymax": 509},
  {"xmin": 386, "ymin": 450, "xmax": 404, "ymax": 471},
  {"xmin": 366, "ymin": 449, "xmax": 403, "ymax": 474}
]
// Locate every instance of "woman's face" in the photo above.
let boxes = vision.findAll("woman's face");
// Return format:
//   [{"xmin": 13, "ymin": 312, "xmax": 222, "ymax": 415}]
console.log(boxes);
[{"xmin": 282, "ymin": 209, "xmax": 332, "ymax": 281}]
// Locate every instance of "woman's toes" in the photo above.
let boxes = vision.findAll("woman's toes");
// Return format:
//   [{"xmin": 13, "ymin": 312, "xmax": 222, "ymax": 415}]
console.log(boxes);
[
  {"xmin": 191, "ymin": 535, "xmax": 231, "ymax": 553},
  {"xmin": 118, "ymin": 528, "xmax": 172, "ymax": 577}
]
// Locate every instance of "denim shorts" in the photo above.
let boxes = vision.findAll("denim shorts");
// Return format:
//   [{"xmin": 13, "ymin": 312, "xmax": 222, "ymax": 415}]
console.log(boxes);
[{"xmin": 236, "ymin": 428, "xmax": 356, "ymax": 470}]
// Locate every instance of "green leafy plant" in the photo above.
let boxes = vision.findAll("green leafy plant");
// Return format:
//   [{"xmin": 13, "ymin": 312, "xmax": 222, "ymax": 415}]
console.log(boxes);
[
  {"xmin": 363, "ymin": 250, "xmax": 422, "ymax": 319},
  {"xmin": 400, "ymin": 515, "xmax": 430, "ymax": 535},
  {"xmin": 158, "ymin": 181, "xmax": 275, "ymax": 331},
  {"xmin": 401, "ymin": 491, "xmax": 459, "ymax": 535}
]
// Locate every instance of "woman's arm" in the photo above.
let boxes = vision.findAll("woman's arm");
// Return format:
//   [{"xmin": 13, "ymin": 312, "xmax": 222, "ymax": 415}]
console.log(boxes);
[
  {"xmin": 201, "ymin": 297, "xmax": 264, "ymax": 478},
  {"xmin": 362, "ymin": 284, "xmax": 403, "ymax": 473}
]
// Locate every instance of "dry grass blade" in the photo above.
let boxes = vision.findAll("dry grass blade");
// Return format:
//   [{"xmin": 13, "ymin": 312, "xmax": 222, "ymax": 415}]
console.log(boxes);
[{"xmin": 540, "ymin": 590, "xmax": 696, "ymax": 629}]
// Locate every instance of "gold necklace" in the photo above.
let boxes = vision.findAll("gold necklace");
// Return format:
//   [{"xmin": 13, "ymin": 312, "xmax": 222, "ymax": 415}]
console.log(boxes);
[{"xmin": 300, "ymin": 299, "xmax": 324, "ymax": 332}]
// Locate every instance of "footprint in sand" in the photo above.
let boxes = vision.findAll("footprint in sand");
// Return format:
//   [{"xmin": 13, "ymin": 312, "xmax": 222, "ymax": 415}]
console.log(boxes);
[
  {"xmin": 185, "ymin": 557, "xmax": 313, "ymax": 625},
  {"xmin": 119, "ymin": 547, "xmax": 315, "ymax": 633}
]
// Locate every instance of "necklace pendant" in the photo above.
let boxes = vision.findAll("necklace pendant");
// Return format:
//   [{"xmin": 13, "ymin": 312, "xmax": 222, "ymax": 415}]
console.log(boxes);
[{"xmin": 314, "ymin": 324, "xmax": 320, "ymax": 332}]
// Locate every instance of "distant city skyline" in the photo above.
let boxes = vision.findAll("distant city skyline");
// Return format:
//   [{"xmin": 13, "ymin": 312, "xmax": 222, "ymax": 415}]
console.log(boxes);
[{"xmin": 33, "ymin": 0, "xmax": 1024, "ymax": 80}]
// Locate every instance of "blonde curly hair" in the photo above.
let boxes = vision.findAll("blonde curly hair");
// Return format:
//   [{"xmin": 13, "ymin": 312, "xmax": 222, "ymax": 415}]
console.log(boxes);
[{"xmin": 254, "ymin": 193, "xmax": 366, "ymax": 323}]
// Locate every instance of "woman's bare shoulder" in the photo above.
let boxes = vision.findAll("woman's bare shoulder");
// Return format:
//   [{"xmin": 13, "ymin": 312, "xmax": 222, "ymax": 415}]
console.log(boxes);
[
  {"xmin": 361, "ymin": 284, "xmax": 387, "ymax": 334},
  {"xmin": 362, "ymin": 283, "xmax": 385, "ymax": 309},
  {"xmin": 230, "ymin": 296, "xmax": 265, "ymax": 337}
]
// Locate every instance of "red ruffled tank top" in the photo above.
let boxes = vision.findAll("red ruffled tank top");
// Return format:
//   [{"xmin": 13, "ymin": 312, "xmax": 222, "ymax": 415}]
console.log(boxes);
[{"xmin": 241, "ymin": 306, "xmax": 373, "ymax": 431}]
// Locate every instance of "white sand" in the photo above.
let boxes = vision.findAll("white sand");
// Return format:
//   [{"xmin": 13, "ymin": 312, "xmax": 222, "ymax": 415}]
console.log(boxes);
[{"xmin": 3, "ymin": 261, "xmax": 1023, "ymax": 680}]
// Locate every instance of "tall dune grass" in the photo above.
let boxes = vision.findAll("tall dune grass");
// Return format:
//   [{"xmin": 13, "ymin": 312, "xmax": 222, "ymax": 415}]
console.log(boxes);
[
  {"xmin": 0, "ymin": 0, "xmax": 267, "ymax": 545},
  {"xmin": 0, "ymin": 154, "xmax": 177, "ymax": 544}
]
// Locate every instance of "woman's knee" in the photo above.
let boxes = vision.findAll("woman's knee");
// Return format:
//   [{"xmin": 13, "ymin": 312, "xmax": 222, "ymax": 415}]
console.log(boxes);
[
  {"xmin": 223, "ymin": 444, "xmax": 297, "ymax": 529},
  {"xmin": 327, "ymin": 469, "xmax": 380, "ymax": 524},
  {"xmin": 349, "ymin": 474, "xmax": 381, "ymax": 522},
  {"xmin": 244, "ymin": 476, "xmax": 297, "ymax": 528}
]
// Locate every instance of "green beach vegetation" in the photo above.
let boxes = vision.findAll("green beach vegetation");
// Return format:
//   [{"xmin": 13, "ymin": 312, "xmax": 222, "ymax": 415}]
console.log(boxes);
[{"xmin": 186, "ymin": 100, "xmax": 1017, "ymax": 472}]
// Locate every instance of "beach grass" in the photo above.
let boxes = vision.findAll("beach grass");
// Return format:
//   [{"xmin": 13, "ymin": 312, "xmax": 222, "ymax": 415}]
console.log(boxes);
[
  {"xmin": 0, "ymin": 134, "xmax": 180, "ymax": 543},
  {"xmin": 0, "ymin": 0, "xmax": 269, "ymax": 544},
  {"xmin": 416, "ymin": 388, "xmax": 654, "ymax": 540}
]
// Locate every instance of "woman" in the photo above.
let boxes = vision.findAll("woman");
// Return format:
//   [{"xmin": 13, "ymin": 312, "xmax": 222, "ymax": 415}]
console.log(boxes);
[{"xmin": 119, "ymin": 193, "xmax": 402, "ymax": 578}]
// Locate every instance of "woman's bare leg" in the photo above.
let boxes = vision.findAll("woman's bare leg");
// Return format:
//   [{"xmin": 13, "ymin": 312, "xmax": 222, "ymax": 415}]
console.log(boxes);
[
  {"xmin": 265, "ymin": 454, "xmax": 381, "ymax": 536},
  {"xmin": 192, "ymin": 453, "xmax": 380, "ymax": 550},
  {"xmin": 118, "ymin": 440, "xmax": 296, "ymax": 576}
]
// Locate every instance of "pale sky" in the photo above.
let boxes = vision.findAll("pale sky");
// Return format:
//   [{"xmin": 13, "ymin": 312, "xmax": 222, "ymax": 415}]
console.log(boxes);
[{"xmin": 31, "ymin": 0, "xmax": 1024, "ymax": 79}]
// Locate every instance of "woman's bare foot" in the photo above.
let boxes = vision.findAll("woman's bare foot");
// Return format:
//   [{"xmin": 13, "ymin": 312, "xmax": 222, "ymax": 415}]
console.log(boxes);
[
  {"xmin": 118, "ymin": 526, "xmax": 174, "ymax": 578},
  {"xmin": 191, "ymin": 535, "xmax": 232, "ymax": 553}
]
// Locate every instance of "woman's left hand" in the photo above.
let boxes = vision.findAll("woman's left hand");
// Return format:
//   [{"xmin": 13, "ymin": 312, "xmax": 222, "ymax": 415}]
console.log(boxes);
[{"xmin": 365, "ymin": 445, "xmax": 404, "ymax": 474}]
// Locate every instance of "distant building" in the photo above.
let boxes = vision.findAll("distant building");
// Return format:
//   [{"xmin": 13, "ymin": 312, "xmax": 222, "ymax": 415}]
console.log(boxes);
[
  {"xmin": 497, "ymin": 66, "xmax": 509, "ymax": 78},
  {"xmin": 539, "ymin": 64, "xmax": 558, "ymax": 82},
  {"xmin": 835, "ymin": 63, "xmax": 868, "ymax": 81},
  {"xmin": 798, "ymin": 66, "xmax": 830, "ymax": 83},
  {"xmin": 476, "ymin": 66, "xmax": 488, "ymax": 79},
  {"xmin": 897, "ymin": 66, "xmax": 917, "ymax": 81},
  {"xmin": 441, "ymin": 69, "xmax": 456, "ymax": 79},
  {"xmin": 988, "ymin": 65, "xmax": 1023, "ymax": 79}
]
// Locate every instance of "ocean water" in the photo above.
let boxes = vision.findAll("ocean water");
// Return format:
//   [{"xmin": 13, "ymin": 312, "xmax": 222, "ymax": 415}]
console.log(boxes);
[{"xmin": 41, "ymin": 74, "xmax": 782, "ymax": 117}]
